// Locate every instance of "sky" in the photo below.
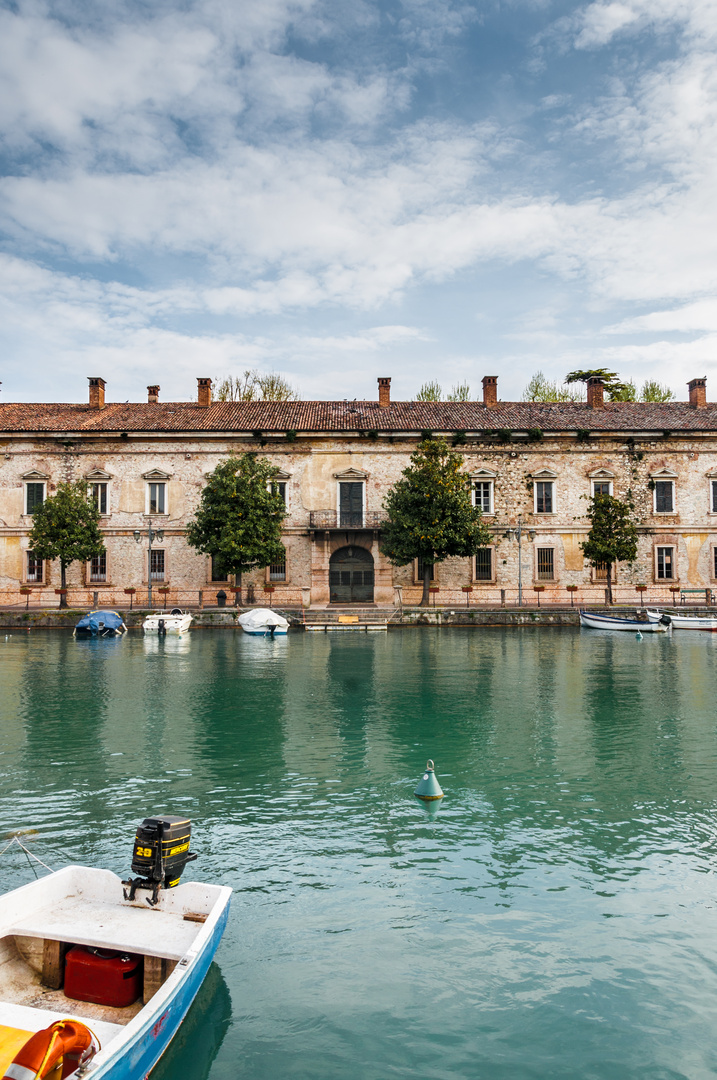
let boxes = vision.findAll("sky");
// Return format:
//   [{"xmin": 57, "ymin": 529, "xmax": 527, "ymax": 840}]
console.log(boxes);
[{"xmin": 2, "ymin": 0, "xmax": 717, "ymax": 404}]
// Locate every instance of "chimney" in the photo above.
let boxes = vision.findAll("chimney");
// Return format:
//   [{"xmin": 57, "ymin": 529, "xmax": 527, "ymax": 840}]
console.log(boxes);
[
  {"xmin": 587, "ymin": 377, "xmax": 605, "ymax": 409},
  {"xmin": 88, "ymin": 377, "xmax": 106, "ymax": 409},
  {"xmin": 197, "ymin": 378, "xmax": 212, "ymax": 408},
  {"xmin": 378, "ymin": 377, "xmax": 391, "ymax": 407},
  {"xmin": 688, "ymin": 377, "xmax": 706, "ymax": 407},
  {"xmin": 147, "ymin": 385, "xmax": 160, "ymax": 404},
  {"xmin": 482, "ymin": 375, "xmax": 498, "ymax": 408}
]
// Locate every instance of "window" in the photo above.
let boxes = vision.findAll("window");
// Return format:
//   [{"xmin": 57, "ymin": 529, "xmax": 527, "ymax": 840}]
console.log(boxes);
[
  {"xmin": 271, "ymin": 482, "xmax": 287, "ymax": 505},
  {"xmin": 475, "ymin": 548, "xmax": 492, "ymax": 581},
  {"xmin": 714, "ymin": 548, "xmax": 717, "ymax": 579},
  {"xmin": 656, "ymin": 547, "xmax": 675, "ymax": 580},
  {"xmin": 535, "ymin": 482, "xmax": 554, "ymax": 514},
  {"xmin": 149, "ymin": 483, "xmax": 166, "ymax": 515},
  {"xmin": 592, "ymin": 481, "xmax": 612, "ymax": 497},
  {"xmin": 90, "ymin": 553, "xmax": 107, "ymax": 582},
  {"xmin": 537, "ymin": 548, "xmax": 554, "ymax": 580},
  {"xmin": 654, "ymin": 480, "xmax": 674, "ymax": 513},
  {"xmin": 210, "ymin": 555, "xmax": 228, "ymax": 582},
  {"xmin": 711, "ymin": 480, "xmax": 717, "ymax": 513},
  {"xmin": 150, "ymin": 550, "xmax": 165, "ymax": 581},
  {"xmin": 269, "ymin": 559, "xmax": 287, "ymax": 582},
  {"xmin": 25, "ymin": 483, "xmax": 45, "ymax": 515},
  {"xmin": 416, "ymin": 556, "xmax": 436, "ymax": 584},
  {"xmin": 90, "ymin": 483, "xmax": 108, "ymax": 515},
  {"xmin": 594, "ymin": 562, "xmax": 608, "ymax": 581},
  {"xmin": 27, "ymin": 552, "xmax": 43, "ymax": 583},
  {"xmin": 339, "ymin": 482, "xmax": 363, "ymax": 527},
  {"xmin": 474, "ymin": 481, "xmax": 493, "ymax": 515}
]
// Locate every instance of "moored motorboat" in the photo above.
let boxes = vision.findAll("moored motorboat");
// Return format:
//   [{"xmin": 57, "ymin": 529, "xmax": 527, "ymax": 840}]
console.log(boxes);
[
  {"xmin": 74, "ymin": 611, "xmax": 127, "ymax": 637},
  {"xmin": 579, "ymin": 610, "xmax": 667, "ymax": 632},
  {"xmin": 646, "ymin": 609, "xmax": 717, "ymax": 630},
  {"xmin": 142, "ymin": 608, "xmax": 193, "ymax": 634},
  {"xmin": 0, "ymin": 817, "xmax": 231, "ymax": 1080},
  {"xmin": 238, "ymin": 608, "xmax": 289, "ymax": 636}
]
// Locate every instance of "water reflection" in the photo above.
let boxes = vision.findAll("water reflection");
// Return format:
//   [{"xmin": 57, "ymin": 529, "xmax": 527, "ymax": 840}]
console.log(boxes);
[{"xmin": 151, "ymin": 963, "xmax": 232, "ymax": 1080}]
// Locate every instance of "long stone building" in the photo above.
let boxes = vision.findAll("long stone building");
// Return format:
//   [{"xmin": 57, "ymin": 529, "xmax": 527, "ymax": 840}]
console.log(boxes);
[{"xmin": 1, "ymin": 373, "xmax": 717, "ymax": 608}]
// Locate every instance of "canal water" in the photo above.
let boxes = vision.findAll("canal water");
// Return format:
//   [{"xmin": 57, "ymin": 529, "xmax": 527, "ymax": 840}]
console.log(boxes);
[{"xmin": 1, "ymin": 627, "xmax": 717, "ymax": 1080}]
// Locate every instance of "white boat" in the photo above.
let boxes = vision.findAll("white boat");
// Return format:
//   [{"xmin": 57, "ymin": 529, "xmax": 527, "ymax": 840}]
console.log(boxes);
[
  {"xmin": 0, "ymin": 818, "xmax": 230, "ymax": 1080},
  {"xmin": 646, "ymin": 609, "xmax": 717, "ymax": 630},
  {"xmin": 579, "ymin": 610, "xmax": 667, "ymax": 632},
  {"xmin": 238, "ymin": 608, "xmax": 289, "ymax": 636},
  {"xmin": 142, "ymin": 608, "xmax": 193, "ymax": 634}
]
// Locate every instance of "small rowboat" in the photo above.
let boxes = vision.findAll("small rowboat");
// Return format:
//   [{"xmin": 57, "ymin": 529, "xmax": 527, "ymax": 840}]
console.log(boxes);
[
  {"xmin": 0, "ymin": 818, "xmax": 230, "ymax": 1080},
  {"xmin": 646, "ymin": 609, "xmax": 717, "ymax": 631},
  {"xmin": 579, "ymin": 610, "xmax": 667, "ymax": 632}
]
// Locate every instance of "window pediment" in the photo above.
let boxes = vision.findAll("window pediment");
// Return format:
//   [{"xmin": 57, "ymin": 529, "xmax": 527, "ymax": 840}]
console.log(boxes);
[
  {"xmin": 22, "ymin": 470, "xmax": 49, "ymax": 480},
  {"xmin": 334, "ymin": 467, "xmax": 368, "ymax": 480},
  {"xmin": 273, "ymin": 470, "xmax": 292, "ymax": 480},
  {"xmin": 471, "ymin": 469, "xmax": 497, "ymax": 479},
  {"xmin": 588, "ymin": 468, "xmax": 615, "ymax": 479},
  {"xmin": 530, "ymin": 468, "xmax": 557, "ymax": 479},
  {"xmin": 142, "ymin": 469, "xmax": 171, "ymax": 480},
  {"xmin": 85, "ymin": 469, "xmax": 113, "ymax": 480},
  {"xmin": 649, "ymin": 467, "xmax": 678, "ymax": 479}
]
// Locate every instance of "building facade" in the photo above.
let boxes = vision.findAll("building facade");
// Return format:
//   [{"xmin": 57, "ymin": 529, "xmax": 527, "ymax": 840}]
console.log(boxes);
[{"xmin": 2, "ymin": 374, "xmax": 717, "ymax": 607}]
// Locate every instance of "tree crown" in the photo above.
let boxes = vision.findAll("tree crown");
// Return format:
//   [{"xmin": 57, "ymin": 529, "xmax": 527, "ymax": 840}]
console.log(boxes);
[
  {"xmin": 380, "ymin": 438, "xmax": 492, "ymax": 566},
  {"xmin": 185, "ymin": 454, "xmax": 286, "ymax": 575},
  {"xmin": 580, "ymin": 493, "xmax": 638, "ymax": 567},
  {"xmin": 27, "ymin": 481, "xmax": 105, "ymax": 569}
]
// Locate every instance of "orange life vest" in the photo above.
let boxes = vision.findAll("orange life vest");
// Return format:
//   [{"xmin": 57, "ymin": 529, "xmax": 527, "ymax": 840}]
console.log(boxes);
[{"xmin": 2, "ymin": 1020, "xmax": 99, "ymax": 1080}]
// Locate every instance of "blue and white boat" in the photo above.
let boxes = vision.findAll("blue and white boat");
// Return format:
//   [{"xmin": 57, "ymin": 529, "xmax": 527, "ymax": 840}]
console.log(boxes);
[
  {"xmin": 74, "ymin": 610, "xmax": 127, "ymax": 637},
  {"xmin": 0, "ymin": 818, "xmax": 231, "ymax": 1080},
  {"xmin": 238, "ymin": 608, "xmax": 289, "ymax": 636},
  {"xmin": 579, "ymin": 610, "xmax": 667, "ymax": 632}
]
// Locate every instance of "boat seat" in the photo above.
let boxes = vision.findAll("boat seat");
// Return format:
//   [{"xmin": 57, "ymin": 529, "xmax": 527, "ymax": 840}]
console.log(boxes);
[
  {"xmin": 0, "ymin": 1003, "xmax": 122, "ymax": 1052},
  {"xmin": 9, "ymin": 897, "xmax": 200, "ymax": 961}
]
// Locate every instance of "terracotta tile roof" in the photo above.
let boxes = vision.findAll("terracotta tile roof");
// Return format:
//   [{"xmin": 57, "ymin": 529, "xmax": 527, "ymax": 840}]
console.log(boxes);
[{"xmin": 1, "ymin": 399, "xmax": 717, "ymax": 434}]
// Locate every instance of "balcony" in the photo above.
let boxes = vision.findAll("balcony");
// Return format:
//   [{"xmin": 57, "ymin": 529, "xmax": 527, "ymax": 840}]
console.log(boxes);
[{"xmin": 309, "ymin": 510, "xmax": 389, "ymax": 530}]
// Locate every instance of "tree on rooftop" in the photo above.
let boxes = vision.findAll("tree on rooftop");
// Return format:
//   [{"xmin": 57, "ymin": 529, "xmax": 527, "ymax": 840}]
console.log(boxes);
[
  {"xmin": 416, "ymin": 381, "xmax": 443, "ymax": 401},
  {"xmin": 186, "ymin": 454, "xmax": 286, "ymax": 602},
  {"xmin": 640, "ymin": 380, "xmax": 674, "ymax": 402},
  {"xmin": 27, "ymin": 481, "xmax": 105, "ymax": 608},
  {"xmin": 565, "ymin": 368, "xmax": 633, "ymax": 402},
  {"xmin": 522, "ymin": 371, "xmax": 584, "ymax": 402},
  {"xmin": 381, "ymin": 438, "xmax": 493, "ymax": 605},
  {"xmin": 214, "ymin": 370, "xmax": 300, "ymax": 402},
  {"xmin": 446, "ymin": 382, "xmax": 472, "ymax": 401},
  {"xmin": 580, "ymin": 493, "xmax": 638, "ymax": 605}
]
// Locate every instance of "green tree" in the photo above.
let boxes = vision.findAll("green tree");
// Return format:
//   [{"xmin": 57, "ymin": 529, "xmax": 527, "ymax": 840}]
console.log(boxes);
[
  {"xmin": 446, "ymin": 382, "xmax": 471, "ymax": 401},
  {"xmin": 580, "ymin": 493, "xmax": 638, "ymax": 605},
  {"xmin": 522, "ymin": 371, "xmax": 584, "ymax": 402},
  {"xmin": 640, "ymin": 379, "xmax": 673, "ymax": 402},
  {"xmin": 186, "ymin": 454, "xmax": 286, "ymax": 601},
  {"xmin": 27, "ymin": 481, "xmax": 105, "ymax": 608},
  {"xmin": 416, "ymin": 381, "xmax": 443, "ymax": 401},
  {"xmin": 381, "ymin": 438, "xmax": 493, "ymax": 605},
  {"xmin": 214, "ymin": 370, "xmax": 300, "ymax": 402},
  {"xmin": 565, "ymin": 368, "xmax": 632, "ymax": 402}
]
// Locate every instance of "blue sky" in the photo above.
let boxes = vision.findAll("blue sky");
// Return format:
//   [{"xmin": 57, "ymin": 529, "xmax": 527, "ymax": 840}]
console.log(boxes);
[{"xmin": 2, "ymin": 0, "xmax": 717, "ymax": 403}]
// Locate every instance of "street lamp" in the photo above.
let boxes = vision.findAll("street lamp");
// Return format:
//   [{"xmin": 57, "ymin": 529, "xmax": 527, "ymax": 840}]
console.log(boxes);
[
  {"xmin": 133, "ymin": 521, "xmax": 164, "ymax": 608},
  {"xmin": 503, "ymin": 516, "xmax": 536, "ymax": 606}
]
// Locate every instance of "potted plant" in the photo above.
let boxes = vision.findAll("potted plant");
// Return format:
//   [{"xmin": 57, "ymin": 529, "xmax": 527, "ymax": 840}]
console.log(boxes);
[
  {"xmin": 429, "ymin": 585, "xmax": 440, "ymax": 607},
  {"xmin": 19, "ymin": 586, "xmax": 31, "ymax": 610},
  {"xmin": 566, "ymin": 584, "xmax": 578, "ymax": 607},
  {"xmin": 669, "ymin": 585, "xmax": 680, "ymax": 606},
  {"xmin": 533, "ymin": 584, "xmax": 545, "ymax": 607},
  {"xmin": 461, "ymin": 585, "xmax": 473, "ymax": 608},
  {"xmin": 54, "ymin": 588, "xmax": 68, "ymax": 608},
  {"xmin": 124, "ymin": 587, "xmax": 137, "ymax": 611},
  {"xmin": 263, "ymin": 584, "xmax": 276, "ymax": 608},
  {"xmin": 230, "ymin": 586, "xmax": 242, "ymax": 607},
  {"xmin": 635, "ymin": 583, "xmax": 647, "ymax": 607},
  {"xmin": 157, "ymin": 585, "xmax": 170, "ymax": 609}
]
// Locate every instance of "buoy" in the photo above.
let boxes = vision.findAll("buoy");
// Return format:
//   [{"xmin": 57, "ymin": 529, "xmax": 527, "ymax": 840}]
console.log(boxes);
[
  {"xmin": 414, "ymin": 759, "xmax": 444, "ymax": 801},
  {"xmin": 636, "ymin": 630, "xmax": 642, "ymax": 641}
]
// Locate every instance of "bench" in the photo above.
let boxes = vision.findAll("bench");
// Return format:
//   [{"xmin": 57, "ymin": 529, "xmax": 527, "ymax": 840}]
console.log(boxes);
[{"xmin": 679, "ymin": 588, "xmax": 714, "ymax": 605}]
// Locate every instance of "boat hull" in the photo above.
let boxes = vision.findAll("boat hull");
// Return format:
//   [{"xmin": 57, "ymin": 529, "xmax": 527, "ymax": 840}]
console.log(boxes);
[
  {"xmin": 646, "ymin": 609, "xmax": 717, "ymax": 630},
  {"xmin": 91, "ymin": 900, "xmax": 230, "ymax": 1079},
  {"xmin": 579, "ymin": 611, "xmax": 666, "ymax": 632}
]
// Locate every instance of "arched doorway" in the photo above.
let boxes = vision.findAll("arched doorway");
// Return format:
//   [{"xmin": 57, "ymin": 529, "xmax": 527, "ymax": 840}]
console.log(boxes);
[{"xmin": 329, "ymin": 546, "xmax": 374, "ymax": 604}]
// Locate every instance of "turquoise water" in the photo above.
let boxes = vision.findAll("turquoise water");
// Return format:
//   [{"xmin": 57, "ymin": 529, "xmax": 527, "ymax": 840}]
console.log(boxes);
[{"xmin": 1, "ymin": 627, "xmax": 717, "ymax": 1079}]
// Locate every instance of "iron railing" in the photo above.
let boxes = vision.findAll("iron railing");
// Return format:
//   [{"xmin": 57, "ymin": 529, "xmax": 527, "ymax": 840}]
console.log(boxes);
[{"xmin": 309, "ymin": 510, "xmax": 389, "ymax": 529}]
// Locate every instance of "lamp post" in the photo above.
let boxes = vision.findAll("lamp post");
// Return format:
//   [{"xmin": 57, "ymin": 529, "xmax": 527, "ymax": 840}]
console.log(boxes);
[
  {"xmin": 133, "ymin": 521, "xmax": 164, "ymax": 608},
  {"xmin": 504, "ymin": 517, "xmax": 536, "ymax": 606}
]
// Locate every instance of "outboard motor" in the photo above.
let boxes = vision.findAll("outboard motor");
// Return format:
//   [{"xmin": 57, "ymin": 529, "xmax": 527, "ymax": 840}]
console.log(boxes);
[
  {"xmin": 158, "ymin": 618, "xmax": 166, "ymax": 636},
  {"xmin": 123, "ymin": 816, "xmax": 197, "ymax": 905},
  {"xmin": 660, "ymin": 614, "xmax": 672, "ymax": 626}
]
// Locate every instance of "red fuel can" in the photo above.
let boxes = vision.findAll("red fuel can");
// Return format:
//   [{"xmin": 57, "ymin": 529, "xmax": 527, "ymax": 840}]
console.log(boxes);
[{"xmin": 64, "ymin": 946, "xmax": 143, "ymax": 1007}]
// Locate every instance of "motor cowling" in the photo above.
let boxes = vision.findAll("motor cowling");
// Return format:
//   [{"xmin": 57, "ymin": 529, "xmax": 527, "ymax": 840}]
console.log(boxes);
[{"xmin": 124, "ymin": 815, "xmax": 197, "ymax": 905}]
